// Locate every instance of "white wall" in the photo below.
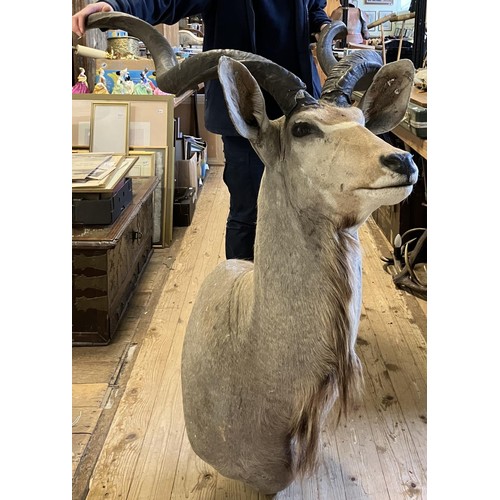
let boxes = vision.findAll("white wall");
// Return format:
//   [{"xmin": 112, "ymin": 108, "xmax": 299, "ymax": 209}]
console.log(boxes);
[{"xmin": 354, "ymin": 0, "xmax": 414, "ymax": 38}]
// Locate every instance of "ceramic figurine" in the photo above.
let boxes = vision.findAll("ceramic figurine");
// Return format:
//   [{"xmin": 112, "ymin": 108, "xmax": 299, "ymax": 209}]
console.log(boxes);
[
  {"xmin": 93, "ymin": 64, "xmax": 110, "ymax": 94},
  {"xmin": 122, "ymin": 68, "xmax": 136, "ymax": 94},
  {"xmin": 133, "ymin": 68, "xmax": 153, "ymax": 95},
  {"xmin": 111, "ymin": 69, "xmax": 127, "ymax": 94},
  {"xmin": 72, "ymin": 67, "xmax": 90, "ymax": 94},
  {"xmin": 151, "ymin": 71, "xmax": 168, "ymax": 95}
]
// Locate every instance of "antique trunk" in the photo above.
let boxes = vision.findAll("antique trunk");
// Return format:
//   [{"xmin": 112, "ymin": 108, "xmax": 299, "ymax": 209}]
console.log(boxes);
[{"xmin": 72, "ymin": 177, "xmax": 159, "ymax": 345}]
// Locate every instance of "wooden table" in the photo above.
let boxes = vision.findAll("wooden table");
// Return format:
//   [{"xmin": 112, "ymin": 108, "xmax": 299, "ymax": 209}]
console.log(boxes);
[
  {"xmin": 409, "ymin": 85, "xmax": 427, "ymax": 108},
  {"xmin": 392, "ymin": 125, "xmax": 427, "ymax": 159}
]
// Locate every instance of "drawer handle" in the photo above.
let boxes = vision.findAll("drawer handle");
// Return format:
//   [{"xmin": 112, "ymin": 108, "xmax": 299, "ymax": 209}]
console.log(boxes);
[{"xmin": 132, "ymin": 230, "xmax": 143, "ymax": 241}]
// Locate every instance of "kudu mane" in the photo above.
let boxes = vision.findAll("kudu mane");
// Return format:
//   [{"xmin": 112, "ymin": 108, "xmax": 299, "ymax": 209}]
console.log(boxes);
[{"xmin": 288, "ymin": 227, "xmax": 364, "ymax": 473}]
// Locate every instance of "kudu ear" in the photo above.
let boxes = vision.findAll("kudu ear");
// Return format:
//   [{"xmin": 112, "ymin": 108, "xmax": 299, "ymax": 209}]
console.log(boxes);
[
  {"xmin": 357, "ymin": 59, "xmax": 415, "ymax": 135},
  {"xmin": 217, "ymin": 56, "xmax": 270, "ymax": 142}
]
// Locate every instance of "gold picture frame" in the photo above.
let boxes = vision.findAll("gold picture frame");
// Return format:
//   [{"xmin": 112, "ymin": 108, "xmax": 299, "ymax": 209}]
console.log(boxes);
[{"xmin": 90, "ymin": 102, "xmax": 130, "ymax": 154}]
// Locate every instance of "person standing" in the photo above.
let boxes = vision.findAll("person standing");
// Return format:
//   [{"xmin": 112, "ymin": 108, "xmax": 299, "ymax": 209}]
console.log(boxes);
[
  {"xmin": 73, "ymin": 1, "xmax": 332, "ymax": 260},
  {"xmin": 329, "ymin": 2, "xmax": 369, "ymax": 45}
]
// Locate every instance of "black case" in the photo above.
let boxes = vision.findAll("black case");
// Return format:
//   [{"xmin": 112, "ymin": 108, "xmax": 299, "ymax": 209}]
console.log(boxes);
[
  {"xmin": 400, "ymin": 102, "xmax": 427, "ymax": 138},
  {"xmin": 72, "ymin": 177, "xmax": 133, "ymax": 225},
  {"xmin": 173, "ymin": 187, "xmax": 197, "ymax": 227}
]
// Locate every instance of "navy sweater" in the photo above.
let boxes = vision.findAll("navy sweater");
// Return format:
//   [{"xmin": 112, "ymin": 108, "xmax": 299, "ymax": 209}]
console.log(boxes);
[{"xmin": 103, "ymin": 0, "xmax": 330, "ymax": 135}]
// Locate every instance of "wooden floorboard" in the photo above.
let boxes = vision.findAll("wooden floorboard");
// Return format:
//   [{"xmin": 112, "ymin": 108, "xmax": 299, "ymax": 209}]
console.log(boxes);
[{"xmin": 72, "ymin": 165, "xmax": 427, "ymax": 499}]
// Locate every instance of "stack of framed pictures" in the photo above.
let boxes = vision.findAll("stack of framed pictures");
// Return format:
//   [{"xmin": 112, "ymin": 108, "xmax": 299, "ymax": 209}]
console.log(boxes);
[
  {"xmin": 72, "ymin": 94, "xmax": 176, "ymax": 247},
  {"xmin": 72, "ymin": 153, "xmax": 138, "ymax": 225},
  {"xmin": 72, "ymin": 153, "xmax": 137, "ymax": 191}
]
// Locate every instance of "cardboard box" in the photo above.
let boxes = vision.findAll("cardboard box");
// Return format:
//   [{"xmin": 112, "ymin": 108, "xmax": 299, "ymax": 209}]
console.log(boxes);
[
  {"xmin": 94, "ymin": 58, "xmax": 157, "ymax": 94},
  {"xmin": 95, "ymin": 58, "xmax": 155, "ymax": 71},
  {"xmin": 175, "ymin": 154, "xmax": 198, "ymax": 192},
  {"xmin": 175, "ymin": 93, "xmax": 224, "ymax": 167},
  {"xmin": 195, "ymin": 95, "xmax": 225, "ymax": 166},
  {"xmin": 154, "ymin": 23, "xmax": 180, "ymax": 47}
]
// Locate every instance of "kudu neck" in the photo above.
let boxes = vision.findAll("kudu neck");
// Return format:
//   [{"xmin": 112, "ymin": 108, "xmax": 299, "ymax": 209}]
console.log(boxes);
[
  {"xmin": 251, "ymin": 167, "xmax": 363, "ymax": 358},
  {"xmin": 250, "ymin": 168, "xmax": 363, "ymax": 392},
  {"xmin": 253, "ymin": 169, "xmax": 362, "ymax": 289}
]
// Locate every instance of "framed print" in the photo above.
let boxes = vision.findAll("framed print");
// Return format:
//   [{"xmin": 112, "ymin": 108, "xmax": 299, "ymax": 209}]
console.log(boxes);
[
  {"xmin": 127, "ymin": 151, "xmax": 156, "ymax": 177},
  {"xmin": 71, "ymin": 155, "xmax": 137, "ymax": 192},
  {"xmin": 90, "ymin": 102, "xmax": 130, "ymax": 154},
  {"xmin": 365, "ymin": 11, "xmax": 377, "ymax": 32},
  {"xmin": 72, "ymin": 153, "xmax": 113, "ymax": 180},
  {"xmin": 77, "ymin": 122, "xmax": 90, "ymax": 146},
  {"xmin": 379, "ymin": 11, "xmax": 394, "ymax": 30},
  {"xmin": 404, "ymin": 28, "xmax": 414, "ymax": 39},
  {"xmin": 72, "ymin": 97, "xmax": 91, "ymax": 148}
]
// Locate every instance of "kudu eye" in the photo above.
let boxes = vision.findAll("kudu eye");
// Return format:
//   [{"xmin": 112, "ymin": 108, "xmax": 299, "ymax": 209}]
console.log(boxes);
[{"xmin": 291, "ymin": 122, "xmax": 315, "ymax": 138}]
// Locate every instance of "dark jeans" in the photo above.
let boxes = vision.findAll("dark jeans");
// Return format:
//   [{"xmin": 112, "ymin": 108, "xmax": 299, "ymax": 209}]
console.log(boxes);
[{"xmin": 222, "ymin": 135, "xmax": 265, "ymax": 261}]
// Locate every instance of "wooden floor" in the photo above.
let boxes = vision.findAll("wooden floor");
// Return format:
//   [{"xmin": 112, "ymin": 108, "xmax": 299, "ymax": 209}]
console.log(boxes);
[{"xmin": 72, "ymin": 165, "xmax": 427, "ymax": 500}]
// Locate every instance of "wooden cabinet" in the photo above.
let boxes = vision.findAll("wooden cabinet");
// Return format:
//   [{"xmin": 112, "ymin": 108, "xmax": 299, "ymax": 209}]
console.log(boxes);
[{"xmin": 72, "ymin": 177, "xmax": 159, "ymax": 346}]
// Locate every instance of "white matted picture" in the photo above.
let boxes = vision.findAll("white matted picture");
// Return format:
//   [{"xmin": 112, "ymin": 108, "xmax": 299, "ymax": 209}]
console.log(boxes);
[
  {"xmin": 77, "ymin": 122, "xmax": 90, "ymax": 147},
  {"xmin": 364, "ymin": 11, "xmax": 377, "ymax": 31},
  {"xmin": 126, "ymin": 151, "xmax": 156, "ymax": 177},
  {"xmin": 90, "ymin": 102, "xmax": 130, "ymax": 154},
  {"xmin": 378, "ymin": 11, "xmax": 394, "ymax": 30}
]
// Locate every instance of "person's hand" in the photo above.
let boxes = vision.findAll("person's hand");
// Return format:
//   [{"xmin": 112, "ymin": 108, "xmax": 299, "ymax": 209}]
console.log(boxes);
[
  {"xmin": 314, "ymin": 22, "xmax": 331, "ymax": 42},
  {"xmin": 72, "ymin": 2, "xmax": 114, "ymax": 38}
]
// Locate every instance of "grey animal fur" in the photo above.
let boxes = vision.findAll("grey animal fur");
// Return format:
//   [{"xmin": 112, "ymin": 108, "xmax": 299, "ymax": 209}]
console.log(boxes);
[
  {"xmin": 81, "ymin": 11, "xmax": 417, "ymax": 494},
  {"xmin": 182, "ymin": 57, "xmax": 417, "ymax": 494}
]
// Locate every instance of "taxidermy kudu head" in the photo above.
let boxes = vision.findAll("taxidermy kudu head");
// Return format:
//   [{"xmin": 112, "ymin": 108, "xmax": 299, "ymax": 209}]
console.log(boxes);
[{"xmin": 85, "ymin": 14, "xmax": 418, "ymax": 495}]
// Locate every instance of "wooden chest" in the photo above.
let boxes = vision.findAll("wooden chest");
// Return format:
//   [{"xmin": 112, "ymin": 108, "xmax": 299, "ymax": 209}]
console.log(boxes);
[{"xmin": 72, "ymin": 177, "xmax": 159, "ymax": 346}]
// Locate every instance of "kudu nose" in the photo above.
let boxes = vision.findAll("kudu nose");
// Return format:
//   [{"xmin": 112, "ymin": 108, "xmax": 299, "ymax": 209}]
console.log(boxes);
[{"xmin": 380, "ymin": 153, "xmax": 416, "ymax": 178}]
